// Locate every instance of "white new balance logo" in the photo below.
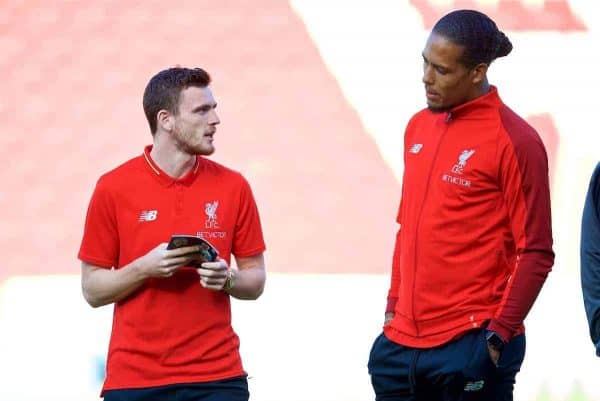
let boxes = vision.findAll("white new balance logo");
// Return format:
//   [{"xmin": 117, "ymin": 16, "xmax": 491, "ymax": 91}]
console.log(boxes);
[
  {"xmin": 409, "ymin": 143, "xmax": 423, "ymax": 154},
  {"xmin": 464, "ymin": 380, "xmax": 484, "ymax": 392},
  {"xmin": 138, "ymin": 210, "xmax": 158, "ymax": 222}
]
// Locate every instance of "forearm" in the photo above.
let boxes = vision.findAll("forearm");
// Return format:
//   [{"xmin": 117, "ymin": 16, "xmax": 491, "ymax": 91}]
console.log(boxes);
[
  {"xmin": 495, "ymin": 137, "xmax": 553, "ymax": 339},
  {"xmin": 387, "ymin": 228, "xmax": 402, "ymax": 313},
  {"xmin": 581, "ymin": 235, "xmax": 600, "ymax": 344},
  {"xmin": 488, "ymin": 250, "xmax": 553, "ymax": 340},
  {"xmin": 226, "ymin": 265, "xmax": 265, "ymax": 300},
  {"xmin": 82, "ymin": 261, "xmax": 147, "ymax": 307},
  {"xmin": 581, "ymin": 165, "xmax": 600, "ymax": 347}
]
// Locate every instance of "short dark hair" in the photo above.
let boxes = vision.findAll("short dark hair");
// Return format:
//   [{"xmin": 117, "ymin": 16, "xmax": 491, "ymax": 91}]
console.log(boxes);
[
  {"xmin": 432, "ymin": 10, "xmax": 512, "ymax": 68},
  {"xmin": 143, "ymin": 67, "xmax": 211, "ymax": 135}
]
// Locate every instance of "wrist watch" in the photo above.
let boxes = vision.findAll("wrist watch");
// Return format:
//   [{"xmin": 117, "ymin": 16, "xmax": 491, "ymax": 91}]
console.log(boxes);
[
  {"xmin": 224, "ymin": 268, "xmax": 236, "ymax": 291},
  {"xmin": 485, "ymin": 330, "xmax": 505, "ymax": 352}
]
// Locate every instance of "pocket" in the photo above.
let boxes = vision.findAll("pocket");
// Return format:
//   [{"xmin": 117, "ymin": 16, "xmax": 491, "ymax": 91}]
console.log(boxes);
[
  {"xmin": 367, "ymin": 332, "xmax": 406, "ymax": 375},
  {"xmin": 367, "ymin": 332, "xmax": 386, "ymax": 373},
  {"xmin": 496, "ymin": 333, "xmax": 526, "ymax": 373},
  {"xmin": 454, "ymin": 330, "xmax": 495, "ymax": 400},
  {"xmin": 463, "ymin": 330, "xmax": 495, "ymax": 380}
]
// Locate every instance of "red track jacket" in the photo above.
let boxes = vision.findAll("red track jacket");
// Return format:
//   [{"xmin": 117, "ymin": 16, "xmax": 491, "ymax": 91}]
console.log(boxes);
[{"xmin": 384, "ymin": 87, "xmax": 554, "ymax": 348}]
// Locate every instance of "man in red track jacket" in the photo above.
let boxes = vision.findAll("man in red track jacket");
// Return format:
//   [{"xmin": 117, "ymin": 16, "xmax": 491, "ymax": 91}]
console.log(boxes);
[{"xmin": 368, "ymin": 10, "xmax": 554, "ymax": 401}]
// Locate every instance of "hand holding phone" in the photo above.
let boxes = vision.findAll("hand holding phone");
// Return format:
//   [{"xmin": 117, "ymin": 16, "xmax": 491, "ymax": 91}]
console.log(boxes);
[{"xmin": 166, "ymin": 235, "xmax": 219, "ymax": 263}]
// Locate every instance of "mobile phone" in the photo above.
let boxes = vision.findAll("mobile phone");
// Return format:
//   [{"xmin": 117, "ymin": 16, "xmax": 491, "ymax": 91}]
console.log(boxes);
[{"xmin": 166, "ymin": 235, "xmax": 219, "ymax": 263}]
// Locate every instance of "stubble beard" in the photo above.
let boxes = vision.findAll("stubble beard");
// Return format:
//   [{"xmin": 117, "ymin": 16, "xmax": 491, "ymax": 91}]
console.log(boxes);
[
  {"xmin": 427, "ymin": 102, "xmax": 451, "ymax": 113},
  {"xmin": 173, "ymin": 126, "xmax": 215, "ymax": 156},
  {"xmin": 187, "ymin": 138, "xmax": 215, "ymax": 156}
]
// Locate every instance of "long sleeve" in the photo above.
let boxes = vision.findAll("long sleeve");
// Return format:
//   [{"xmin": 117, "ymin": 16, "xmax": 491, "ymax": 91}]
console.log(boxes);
[
  {"xmin": 387, "ymin": 226, "xmax": 401, "ymax": 312},
  {"xmin": 387, "ymin": 130, "xmax": 411, "ymax": 314},
  {"xmin": 581, "ymin": 162, "xmax": 600, "ymax": 356},
  {"xmin": 487, "ymin": 116, "xmax": 554, "ymax": 341}
]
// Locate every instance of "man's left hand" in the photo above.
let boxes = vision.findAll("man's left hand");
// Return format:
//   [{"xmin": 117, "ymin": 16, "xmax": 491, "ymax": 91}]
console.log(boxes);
[
  {"xmin": 197, "ymin": 258, "xmax": 229, "ymax": 290},
  {"xmin": 487, "ymin": 342, "xmax": 501, "ymax": 366}
]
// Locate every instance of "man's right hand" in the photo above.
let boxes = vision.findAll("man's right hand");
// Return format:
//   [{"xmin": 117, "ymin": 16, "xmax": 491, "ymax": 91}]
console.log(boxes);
[
  {"xmin": 135, "ymin": 243, "xmax": 201, "ymax": 278},
  {"xmin": 82, "ymin": 243, "xmax": 201, "ymax": 308}
]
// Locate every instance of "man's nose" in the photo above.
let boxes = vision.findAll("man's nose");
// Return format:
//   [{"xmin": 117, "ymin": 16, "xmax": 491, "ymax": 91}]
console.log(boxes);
[
  {"xmin": 211, "ymin": 110, "xmax": 220, "ymax": 125},
  {"xmin": 422, "ymin": 65, "xmax": 434, "ymax": 85}
]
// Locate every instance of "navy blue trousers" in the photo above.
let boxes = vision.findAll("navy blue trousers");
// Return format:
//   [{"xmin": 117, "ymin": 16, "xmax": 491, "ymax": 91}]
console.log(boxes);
[
  {"xmin": 368, "ymin": 329, "xmax": 525, "ymax": 401},
  {"xmin": 103, "ymin": 376, "xmax": 249, "ymax": 401}
]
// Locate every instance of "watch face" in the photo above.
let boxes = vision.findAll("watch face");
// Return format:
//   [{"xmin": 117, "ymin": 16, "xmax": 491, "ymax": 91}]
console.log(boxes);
[{"xmin": 486, "ymin": 332, "xmax": 505, "ymax": 350}]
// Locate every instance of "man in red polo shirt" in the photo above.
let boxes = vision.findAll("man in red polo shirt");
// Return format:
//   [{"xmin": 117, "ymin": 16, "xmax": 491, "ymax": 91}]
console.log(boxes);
[{"xmin": 79, "ymin": 67, "xmax": 266, "ymax": 401}]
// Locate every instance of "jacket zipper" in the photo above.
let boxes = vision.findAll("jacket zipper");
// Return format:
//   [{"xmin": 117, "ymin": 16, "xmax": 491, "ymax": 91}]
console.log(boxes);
[{"xmin": 411, "ymin": 112, "xmax": 453, "ymax": 336}]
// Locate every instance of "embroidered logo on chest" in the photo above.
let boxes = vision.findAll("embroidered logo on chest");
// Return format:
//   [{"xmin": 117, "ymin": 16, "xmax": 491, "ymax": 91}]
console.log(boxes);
[
  {"xmin": 197, "ymin": 200, "xmax": 227, "ymax": 240},
  {"xmin": 409, "ymin": 143, "xmax": 423, "ymax": 154},
  {"xmin": 138, "ymin": 210, "xmax": 158, "ymax": 222},
  {"xmin": 451, "ymin": 149, "xmax": 475, "ymax": 174},
  {"xmin": 442, "ymin": 149, "xmax": 475, "ymax": 188},
  {"xmin": 205, "ymin": 201, "xmax": 219, "ymax": 229}
]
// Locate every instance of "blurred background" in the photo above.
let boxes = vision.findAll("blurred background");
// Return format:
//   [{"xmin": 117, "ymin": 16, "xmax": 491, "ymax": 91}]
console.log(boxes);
[{"xmin": 1, "ymin": 0, "xmax": 599, "ymax": 400}]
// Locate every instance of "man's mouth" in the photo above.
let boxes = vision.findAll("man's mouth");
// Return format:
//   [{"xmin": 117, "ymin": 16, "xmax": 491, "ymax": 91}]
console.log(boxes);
[{"xmin": 426, "ymin": 90, "xmax": 440, "ymax": 100}]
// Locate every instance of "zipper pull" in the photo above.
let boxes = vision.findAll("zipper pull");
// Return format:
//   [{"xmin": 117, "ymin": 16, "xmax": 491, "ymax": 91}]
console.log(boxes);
[{"xmin": 445, "ymin": 112, "xmax": 453, "ymax": 122}]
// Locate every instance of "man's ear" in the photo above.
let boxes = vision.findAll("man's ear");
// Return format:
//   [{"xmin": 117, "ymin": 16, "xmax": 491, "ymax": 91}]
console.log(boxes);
[
  {"xmin": 471, "ymin": 63, "xmax": 489, "ymax": 85},
  {"xmin": 157, "ymin": 109, "xmax": 174, "ymax": 132}
]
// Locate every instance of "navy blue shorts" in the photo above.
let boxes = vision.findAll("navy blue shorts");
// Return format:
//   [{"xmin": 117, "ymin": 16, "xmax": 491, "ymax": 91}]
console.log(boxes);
[
  {"xmin": 103, "ymin": 376, "xmax": 249, "ymax": 401},
  {"xmin": 368, "ymin": 329, "xmax": 525, "ymax": 401}
]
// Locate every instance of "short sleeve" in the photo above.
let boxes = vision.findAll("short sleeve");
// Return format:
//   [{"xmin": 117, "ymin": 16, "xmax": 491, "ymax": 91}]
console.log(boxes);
[
  {"xmin": 78, "ymin": 178, "xmax": 119, "ymax": 268},
  {"xmin": 232, "ymin": 176, "xmax": 265, "ymax": 259}
]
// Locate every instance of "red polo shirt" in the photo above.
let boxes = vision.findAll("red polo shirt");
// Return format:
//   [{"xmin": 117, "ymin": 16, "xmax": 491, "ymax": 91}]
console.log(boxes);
[{"xmin": 78, "ymin": 145, "xmax": 266, "ymax": 393}]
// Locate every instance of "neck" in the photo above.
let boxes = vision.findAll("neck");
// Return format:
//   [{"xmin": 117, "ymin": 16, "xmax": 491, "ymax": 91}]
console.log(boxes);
[
  {"xmin": 150, "ymin": 133, "xmax": 196, "ymax": 178},
  {"xmin": 471, "ymin": 79, "xmax": 490, "ymax": 101}
]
